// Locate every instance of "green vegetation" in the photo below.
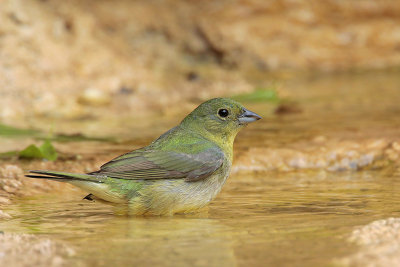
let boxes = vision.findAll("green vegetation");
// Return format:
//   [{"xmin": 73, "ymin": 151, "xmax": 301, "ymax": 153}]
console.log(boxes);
[
  {"xmin": 19, "ymin": 140, "xmax": 58, "ymax": 161},
  {"xmin": 232, "ymin": 88, "xmax": 280, "ymax": 103},
  {"xmin": 0, "ymin": 123, "xmax": 114, "ymax": 160},
  {"xmin": 0, "ymin": 123, "xmax": 115, "ymax": 142},
  {"xmin": 51, "ymin": 133, "xmax": 115, "ymax": 143},
  {"xmin": 0, "ymin": 124, "xmax": 41, "ymax": 138}
]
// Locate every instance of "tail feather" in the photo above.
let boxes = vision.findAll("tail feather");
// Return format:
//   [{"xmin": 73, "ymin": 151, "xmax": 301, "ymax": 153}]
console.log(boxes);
[{"xmin": 26, "ymin": 170, "xmax": 103, "ymax": 183}]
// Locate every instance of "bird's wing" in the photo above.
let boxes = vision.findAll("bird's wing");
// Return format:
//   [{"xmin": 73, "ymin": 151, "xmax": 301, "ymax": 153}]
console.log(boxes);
[{"xmin": 92, "ymin": 146, "xmax": 225, "ymax": 182}]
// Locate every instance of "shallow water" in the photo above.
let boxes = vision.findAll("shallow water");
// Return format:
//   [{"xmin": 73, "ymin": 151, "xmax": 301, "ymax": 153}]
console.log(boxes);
[
  {"xmin": 1, "ymin": 70, "xmax": 400, "ymax": 266},
  {"xmin": 2, "ymin": 168, "xmax": 400, "ymax": 266}
]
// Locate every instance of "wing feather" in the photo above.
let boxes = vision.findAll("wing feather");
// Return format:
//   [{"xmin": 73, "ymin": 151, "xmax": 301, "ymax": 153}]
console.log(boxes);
[{"xmin": 92, "ymin": 147, "xmax": 224, "ymax": 182}]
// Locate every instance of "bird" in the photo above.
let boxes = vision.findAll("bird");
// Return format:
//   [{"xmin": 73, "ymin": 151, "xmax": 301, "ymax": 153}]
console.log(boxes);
[{"xmin": 26, "ymin": 98, "xmax": 261, "ymax": 215}]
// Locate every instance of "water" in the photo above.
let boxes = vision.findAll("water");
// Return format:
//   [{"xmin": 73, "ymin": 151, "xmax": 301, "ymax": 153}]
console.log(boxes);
[
  {"xmin": 2, "ymin": 169, "xmax": 400, "ymax": 266},
  {"xmin": 1, "ymin": 70, "xmax": 400, "ymax": 266}
]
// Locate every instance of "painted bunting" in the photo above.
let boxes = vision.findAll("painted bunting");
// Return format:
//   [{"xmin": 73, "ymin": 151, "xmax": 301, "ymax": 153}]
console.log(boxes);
[{"xmin": 27, "ymin": 98, "xmax": 261, "ymax": 215}]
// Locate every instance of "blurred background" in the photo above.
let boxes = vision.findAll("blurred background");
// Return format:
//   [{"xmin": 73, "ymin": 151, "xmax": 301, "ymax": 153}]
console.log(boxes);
[
  {"xmin": 1, "ymin": 1, "xmax": 400, "ymax": 266},
  {"xmin": 1, "ymin": 0, "xmax": 400, "ymax": 125}
]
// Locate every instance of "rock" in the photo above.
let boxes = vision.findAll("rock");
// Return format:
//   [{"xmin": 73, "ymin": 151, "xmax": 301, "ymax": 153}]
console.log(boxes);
[{"xmin": 0, "ymin": 165, "xmax": 24, "ymax": 180}]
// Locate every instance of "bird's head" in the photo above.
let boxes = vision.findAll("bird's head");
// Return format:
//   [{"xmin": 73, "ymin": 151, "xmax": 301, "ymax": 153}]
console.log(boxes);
[{"xmin": 180, "ymin": 98, "xmax": 261, "ymax": 145}]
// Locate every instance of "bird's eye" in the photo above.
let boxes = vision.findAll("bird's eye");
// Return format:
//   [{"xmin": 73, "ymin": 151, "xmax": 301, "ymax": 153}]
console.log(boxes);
[{"xmin": 218, "ymin": 109, "xmax": 229, "ymax": 118}]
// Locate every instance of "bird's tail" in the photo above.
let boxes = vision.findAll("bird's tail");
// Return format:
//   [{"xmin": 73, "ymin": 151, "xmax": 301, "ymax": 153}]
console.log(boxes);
[{"xmin": 26, "ymin": 170, "xmax": 101, "ymax": 183}]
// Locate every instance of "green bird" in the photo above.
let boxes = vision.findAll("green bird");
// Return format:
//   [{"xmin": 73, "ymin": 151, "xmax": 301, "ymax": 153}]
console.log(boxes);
[{"xmin": 27, "ymin": 98, "xmax": 261, "ymax": 215}]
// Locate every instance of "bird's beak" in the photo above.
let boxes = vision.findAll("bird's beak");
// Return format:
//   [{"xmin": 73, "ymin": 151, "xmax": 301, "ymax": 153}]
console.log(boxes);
[{"xmin": 238, "ymin": 108, "xmax": 262, "ymax": 125}]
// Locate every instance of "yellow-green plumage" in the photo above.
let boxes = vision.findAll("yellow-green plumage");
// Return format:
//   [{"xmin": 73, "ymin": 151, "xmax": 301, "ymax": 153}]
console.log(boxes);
[{"xmin": 27, "ymin": 98, "xmax": 261, "ymax": 215}]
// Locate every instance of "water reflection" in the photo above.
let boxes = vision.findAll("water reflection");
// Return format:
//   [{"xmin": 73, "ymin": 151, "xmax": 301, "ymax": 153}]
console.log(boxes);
[{"xmin": 4, "ymin": 195, "xmax": 237, "ymax": 266}]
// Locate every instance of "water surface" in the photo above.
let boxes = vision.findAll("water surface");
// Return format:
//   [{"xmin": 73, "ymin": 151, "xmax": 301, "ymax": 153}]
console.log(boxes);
[{"xmin": 2, "ymin": 168, "xmax": 400, "ymax": 266}]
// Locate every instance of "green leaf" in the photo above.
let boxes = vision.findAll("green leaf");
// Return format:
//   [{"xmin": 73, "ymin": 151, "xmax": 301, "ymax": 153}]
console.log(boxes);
[
  {"xmin": 232, "ymin": 89, "xmax": 280, "ymax": 103},
  {"xmin": 39, "ymin": 140, "xmax": 58, "ymax": 161},
  {"xmin": 18, "ymin": 140, "xmax": 58, "ymax": 161},
  {"xmin": 19, "ymin": 145, "xmax": 44, "ymax": 159},
  {"xmin": 0, "ymin": 124, "xmax": 41, "ymax": 137},
  {"xmin": 52, "ymin": 133, "xmax": 116, "ymax": 143},
  {"xmin": 0, "ymin": 123, "xmax": 115, "ymax": 142}
]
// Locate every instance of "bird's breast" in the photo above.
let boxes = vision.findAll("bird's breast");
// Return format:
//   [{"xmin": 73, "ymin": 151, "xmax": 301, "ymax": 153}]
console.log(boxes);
[{"xmin": 132, "ymin": 162, "xmax": 231, "ymax": 215}]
